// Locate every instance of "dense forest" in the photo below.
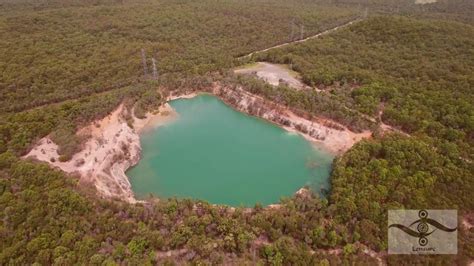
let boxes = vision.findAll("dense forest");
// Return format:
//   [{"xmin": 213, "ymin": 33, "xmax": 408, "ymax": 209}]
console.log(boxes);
[
  {"xmin": 1, "ymin": 153, "xmax": 472, "ymax": 264},
  {"xmin": 0, "ymin": 0, "xmax": 358, "ymax": 112},
  {"xmin": 0, "ymin": 0, "xmax": 360, "ymax": 157},
  {"xmin": 1, "ymin": 0, "xmax": 473, "ymax": 264},
  {"xmin": 249, "ymin": 14, "xmax": 474, "ymax": 263}
]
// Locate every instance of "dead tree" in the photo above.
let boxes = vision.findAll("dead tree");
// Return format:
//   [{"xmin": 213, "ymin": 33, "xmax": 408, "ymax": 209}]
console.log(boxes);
[{"xmin": 300, "ymin": 24, "xmax": 304, "ymax": 40}]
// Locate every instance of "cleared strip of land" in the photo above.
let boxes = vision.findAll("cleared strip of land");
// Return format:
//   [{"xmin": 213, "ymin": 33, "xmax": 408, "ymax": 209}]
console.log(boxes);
[{"xmin": 238, "ymin": 18, "xmax": 362, "ymax": 59}]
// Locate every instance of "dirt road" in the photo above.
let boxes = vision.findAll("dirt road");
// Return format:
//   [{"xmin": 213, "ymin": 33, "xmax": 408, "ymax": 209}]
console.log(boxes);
[{"xmin": 239, "ymin": 18, "xmax": 362, "ymax": 59}]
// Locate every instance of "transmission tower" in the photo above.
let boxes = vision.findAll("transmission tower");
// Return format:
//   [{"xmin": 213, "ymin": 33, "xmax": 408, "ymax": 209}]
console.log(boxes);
[
  {"xmin": 289, "ymin": 19, "xmax": 295, "ymax": 41},
  {"xmin": 152, "ymin": 58, "xmax": 158, "ymax": 80},
  {"xmin": 141, "ymin": 49, "xmax": 148, "ymax": 77}
]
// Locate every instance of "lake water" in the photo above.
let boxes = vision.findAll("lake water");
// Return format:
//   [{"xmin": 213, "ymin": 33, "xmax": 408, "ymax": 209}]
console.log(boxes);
[{"xmin": 127, "ymin": 94, "xmax": 333, "ymax": 206}]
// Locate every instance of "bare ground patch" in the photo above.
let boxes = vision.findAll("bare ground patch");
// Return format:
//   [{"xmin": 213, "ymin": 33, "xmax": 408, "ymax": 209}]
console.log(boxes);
[{"xmin": 234, "ymin": 62, "xmax": 308, "ymax": 90}]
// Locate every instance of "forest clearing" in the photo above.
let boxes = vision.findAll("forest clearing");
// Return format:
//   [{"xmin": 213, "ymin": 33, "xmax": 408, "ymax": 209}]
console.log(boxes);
[
  {"xmin": 1, "ymin": 0, "xmax": 473, "ymax": 264},
  {"xmin": 234, "ymin": 62, "xmax": 308, "ymax": 90}
]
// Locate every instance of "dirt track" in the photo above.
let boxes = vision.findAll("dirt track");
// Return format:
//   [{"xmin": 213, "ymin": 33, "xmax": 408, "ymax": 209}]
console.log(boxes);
[{"xmin": 238, "ymin": 18, "xmax": 362, "ymax": 59}]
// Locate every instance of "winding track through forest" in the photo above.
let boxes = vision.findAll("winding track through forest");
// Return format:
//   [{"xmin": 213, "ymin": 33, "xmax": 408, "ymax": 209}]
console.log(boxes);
[{"xmin": 238, "ymin": 18, "xmax": 362, "ymax": 59}]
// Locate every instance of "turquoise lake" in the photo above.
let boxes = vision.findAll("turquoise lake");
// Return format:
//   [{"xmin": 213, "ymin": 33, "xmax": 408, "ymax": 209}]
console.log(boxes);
[{"xmin": 127, "ymin": 94, "xmax": 334, "ymax": 206}]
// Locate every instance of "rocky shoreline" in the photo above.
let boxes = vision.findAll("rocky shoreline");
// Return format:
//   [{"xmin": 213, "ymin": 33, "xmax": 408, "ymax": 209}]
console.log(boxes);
[
  {"xmin": 24, "ymin": 86, "xmax": 370, "ymax": 203},
  {"xmin": 212, "ymin": 86, "xmax": 371, "ymax": 154},
  {"xmin": 23, "ymin": 103, "xmax": 176, "ymax": 203}
]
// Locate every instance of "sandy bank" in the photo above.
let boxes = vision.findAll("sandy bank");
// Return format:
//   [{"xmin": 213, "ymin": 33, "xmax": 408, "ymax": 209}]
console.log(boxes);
[
  {"xmin": 23, "ymin": 102, "xmax": 178, "ymax": 203},
  {"xmin": 135, "ymin": 103, "xmax": 179, "ymax": 133},
  {"xmin": 211, "ymin": 86, "xmax": 371, "ymax": 154},
  {"xmin": 167, "ymin": 92, "xmax": 198, "ymax": 101},
  {"xmin": 24, "ymin": 86, "xmax": 369, "ymax": 202}
]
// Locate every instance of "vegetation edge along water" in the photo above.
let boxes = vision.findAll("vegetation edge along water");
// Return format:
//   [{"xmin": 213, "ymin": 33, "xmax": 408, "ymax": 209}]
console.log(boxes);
[
  {"xmin": 127, "ymin": 94, "xmax": 334, "ymax": 206},
  {"xmin": 1, "ymin": 0, "xmax": 473, "ymax": 264}
]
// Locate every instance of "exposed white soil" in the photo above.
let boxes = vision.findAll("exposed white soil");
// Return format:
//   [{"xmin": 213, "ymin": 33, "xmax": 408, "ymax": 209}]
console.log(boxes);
[
  {"xmin": 213, "ymin": 85, "xmax": 371, "ymax": 154},
  {"xmin": 462, "ymin": 213, "xmax": 474, "ymax": 230},
  {"xmin": 166, "ymin": 92, "xmax": 198, "ymax": 101},
  {"xmin": 234, "ymin": 62, "xmax": 308, "ymax": 90},
  {"xmin": 415, "ymin": 0, "xmax": 437, "ymax": 4},
  {"xmin": 362, "ymin": 247, "xmax": 385, "ymax": 266},
  {"xmin": 23, "ymin": 85, "xmax": 370, "ymax": 202},
  {"xmin": 24, "ymin": 103, "xmax": 178, "ymax": 203},
  {"xmin": 20, "ymin": 14, "xmax": 370, "ymax": 204}
]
